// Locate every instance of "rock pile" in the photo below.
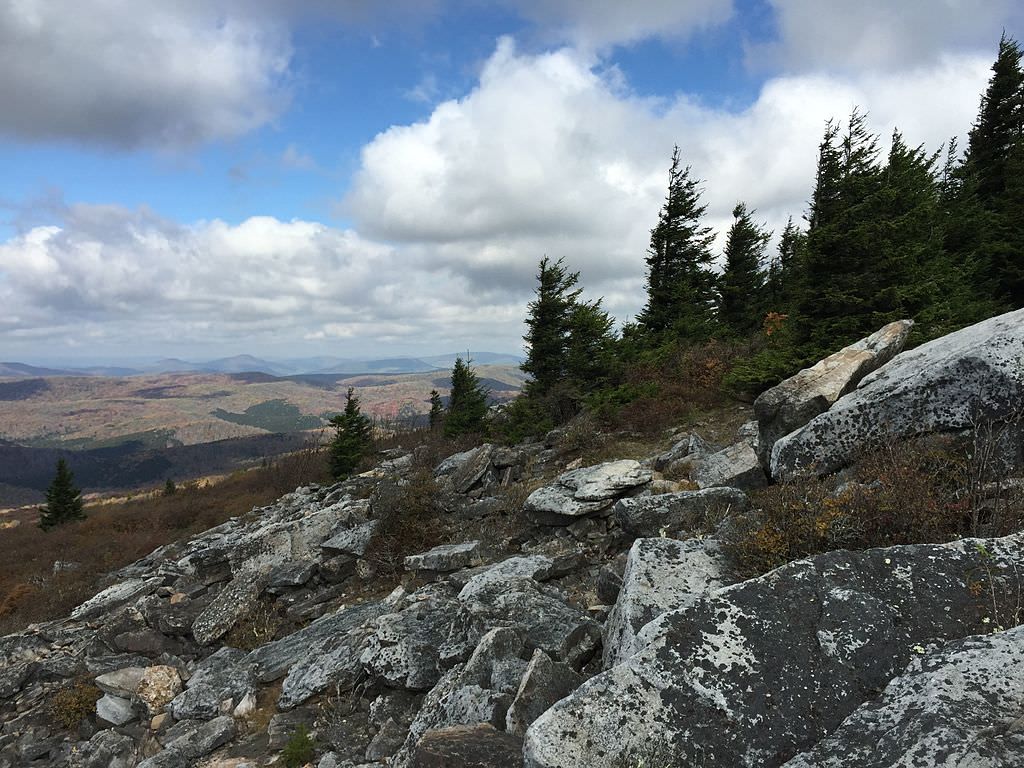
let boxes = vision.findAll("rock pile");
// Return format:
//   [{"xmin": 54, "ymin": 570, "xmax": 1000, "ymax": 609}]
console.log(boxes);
[{"xmin": 1, "ymin": 309, "xmax": 1023, "ymax": 767}]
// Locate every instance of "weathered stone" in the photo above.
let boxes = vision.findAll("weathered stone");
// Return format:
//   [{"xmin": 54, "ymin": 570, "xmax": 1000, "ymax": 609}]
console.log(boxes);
[
  {"xmin": 772, "ymin": 308, "xmax": 1024, "ymax": 480},
  {"xmin": 191, "ymin": 572, "xmax": 267, "ymax": 645},
  {"xmin": 0, "ymin": 660, "xmax": 35, "ymax": 700},
  {"xmin": 71, "ymin": 578, "xmax": 163, "ymax": 621},
  {"xmin": 72, "ymin": 729, "xmax": 139, "ymax": 768},
  {"xmin": 360, "ymin": 595, "xmax": 485, "ymax": 691},
  {"xmin": 603, "ymin": 537, "xmax": 738, "ymax": 668},
  {"xmin": 413, "ymin": 724, "xmax": 523, "ymax": 768},
  {"xmin": 595, "ymin": 557, "xmax": 626, "ymax": 605},
  {"xmin": 653, "ymin": 433, "xmax": 710, "ymax": 471},
  {"xmin": 267, "ymin": 708, "xmax": 316, "ymax": 750},
  {"xmin": 524, "ymin": 460, "xmax": 652, "ymax": 521},
  {"xmin": 278, "ymin": 602, "xmax": 386, "ymax": 709},
  {"xmin": 169, "ymin": 648, "xmax": 253, "ymax": 721},
  {"xmin": 94, "ymin": 666, "xmax": 146, "ymax": 698},
  {"xmin": 405, "ymin": 541, "xmax": 486, "ymax": 573},
  {"xmin": 96, "ymin": 694, "xmax": 137, "ymax": 726},
  {"xmin": 139, "ymin": 716, "xmax": 236, "ymax": 767},
  {"xmin": 267, "ymin": 560, "xmax": 317, "ymax": 589},
  {"xmin": 136, "ymin": 666, "xmax": 182, "ymax": 715},
  {"xmin": 112, "ymin": 628, "xmax": 181, "ymax": 656},
  {"xmin": 321, "ymin": 520, "xmax": 379, "ymax": 557},
  {"xmin": 692, "ymin": 441, "xmax": 767, "ymax": 490},
  {"xmin": 524, "ymin": 532, "xmax": 1024, "ymax": 768},
  {"xmin": 755, "ymin": 319, "xmax": 914, "ymax": 467},
  {"xmin": 612, "ymin": 487, "xmax": 749, "ymax": 537},
  {"xmin": 505, "ymin": 650, "xmax": 582, "ymax": 737},
  {"xmin": 392, "ymin": 628, "xmax": 528, "ymax": 768},
  {"xmin": 782, "ymin": 625, "xmax": 1024, "ymax": 768},
  {"xmin": 448, "ymin": 444, "xmax": 495, "ymax": 494},
  {"xmin": 366, "ymin": 717, "xmax": 409, "ymax": 761}
]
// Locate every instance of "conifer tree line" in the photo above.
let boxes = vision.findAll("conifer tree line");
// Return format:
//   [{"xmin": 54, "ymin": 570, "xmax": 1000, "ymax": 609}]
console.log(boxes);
[{"xmin": 508, "ymin": 33, "xmax": 1023, "ymax": 426}]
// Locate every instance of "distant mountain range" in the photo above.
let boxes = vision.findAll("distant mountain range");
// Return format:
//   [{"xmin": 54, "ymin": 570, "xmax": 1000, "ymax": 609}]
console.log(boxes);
[{"xmin": 0, "ymin": 352, "xmax": 523, "ymax": 379}]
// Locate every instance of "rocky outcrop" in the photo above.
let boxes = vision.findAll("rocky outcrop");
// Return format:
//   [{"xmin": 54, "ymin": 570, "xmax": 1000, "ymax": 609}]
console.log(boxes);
[
  {"xmin": 782, "ymin": 624, "xmax": 1024, "ymax": 768},
  {"xmin": 525, "ymin": 532, "xmax": 1024, "ymax": 768},
  {"xmin": 772, "ymin": 308, "xmax": 1024, "ymax": 480},
  {"xmin": 602, "ymin": 537, "xmax": 739, "ymax": 668},
  {"xmin": 755, "ymin": 320, "xmax": 914, "ymax": 466},
  {"xmin": 613, "ymin": 487, "xmax": 748, "ymax": 537},
  {"xmin": 524, "ymin": 460, "xmax": 652, "ymax": 523},
  {"xmin": 692, "ymin": 441, "xmax": 767, "ymax": 490}
]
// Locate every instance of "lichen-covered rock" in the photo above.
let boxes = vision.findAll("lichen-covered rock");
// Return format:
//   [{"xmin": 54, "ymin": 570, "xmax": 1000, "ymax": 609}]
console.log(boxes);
[
  {"xmin": 277, "ymin": 602, "xmax": 385, "ymax": 709},
  {"xmin": 412, "ymin": 724, "xmax": 524, "ymax": 768},
  {"xmin": 448, "ymin": 444, "xmax": 495, "ymax": 493},
  {"xmin": 71, "ymin": 577, "xmax": 163, "ymax": 621},
  {"xmin": 96, "ymin": 693, "xmax": 137, "ymax": 725},
  {"xmin": 405, "ymin": 541, "xmax": 487, "ymax": 573},
  {"xmin": 772, "ymin": 308, "xmax": 1024, "ymax": 480},
  {"xmin": 524, "ymin": 532, "xmax": 1024, "ymax": 768},
  {"xmin": 781, "ymin": 625, "xmax": 1024, "ymax": 767},
  {"xmin": 524, "ymin": 460, "xmax": 652, "ymax": 522},
  {"xmin": 136, "ymin": 665, "xmax": 183, "ymax": 715},
  {"xmin": 603, "ymin": 537, "xmax": 738, "ymax": 668},
  {"xmin": 505, "ymin": 650, "xmax": 582, "ymax": 737},
  {"xmin": 652, "ymin": 432, "xmax": 710, "ymax": 471},
  {"xmin": 71, "ymin": 730, "xmax": 139, "ymax": 768},
  {"xmin": 321, "ymin": 519, "xmax": 379, "ymax": 557},
  {"xmin": 692, "ymin": 441, "xmax": 767, "ymax": 490},
  {"xmin": 755, "ymin": 320, "xmax": 913, "ymax": 467},
  {"xmin": 191, "ymin": 571, "xmax": 267, "ymax": 646},
  {"xmin": 138, "ymin": 715, "xmax": 236, "ymax": 767},
  {"xmin": 169, "ymin": 648, "xmax": 253, "ymax": 721},
  {"xmin": 612, "ymin": 487, "xmax": 748, "ymax": 537}
]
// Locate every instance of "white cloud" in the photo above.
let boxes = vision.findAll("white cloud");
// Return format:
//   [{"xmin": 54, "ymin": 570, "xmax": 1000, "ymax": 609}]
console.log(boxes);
[
  {"xmin": 752, "ymin": 0, "xmax": 1022, "ymax": 72},
  {"xmin": 0, "ymin": 1, "xmax": 292, "ymax": 149},
  {"xmin": 345, "ymin": 40, "xmax": 991, "ymax": 328},
  {"xmin": 505, "ymin": 0, "xmax": 735, "ymax": 50}
]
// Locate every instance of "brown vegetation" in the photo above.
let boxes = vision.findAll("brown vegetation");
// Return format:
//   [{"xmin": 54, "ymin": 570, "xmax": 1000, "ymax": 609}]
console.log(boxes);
[{"xmin": 0, "ymin": 448, "xmax": 330, "ymax": 634}]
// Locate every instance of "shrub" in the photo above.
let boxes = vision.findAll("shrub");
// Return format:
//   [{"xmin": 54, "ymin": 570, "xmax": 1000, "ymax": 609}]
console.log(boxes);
[
  {"xmin": 364, "ymin": 470, "xmax": 448, "ymax": 575},
  {"xmin": 49, "ymin": 678, "xmax": 102, "ymax": 730},
  {"xmin": 223, "ymin": 598, "xmax": 288, "ymax": 651},
  {"xmin": 281, "ymin": 724, "xmax": 317, "ymax": 768}
]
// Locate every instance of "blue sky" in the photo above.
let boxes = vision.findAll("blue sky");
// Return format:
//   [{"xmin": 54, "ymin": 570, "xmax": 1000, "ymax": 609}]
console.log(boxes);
[{"xmin": 0, "ymin": 0, "xmax": 1020, "ymax": 364}]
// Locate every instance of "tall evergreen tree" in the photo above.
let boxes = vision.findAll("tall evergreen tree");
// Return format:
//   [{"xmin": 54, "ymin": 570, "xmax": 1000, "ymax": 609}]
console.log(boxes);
[
  {"xmin": 444, "ymin": 358, "xmax": 489, "ymax": 437},
  {"xmin": 565, "ymin": 298, "xmax": 617, "ymax": 394},
  {"xmin": 765, "ymin": 217, "xmax": 805, "ymax": 312},
  {"xmin": 718, "ymin": 203, "xmax": 771, "ymax": 337},
  {"xmin": 328, "ymin": 388, "xmax": 372, "ymax": 479},
  {"xmin": 39, "ymin": 458, "xmax": 85, "ymax": 531},
  {"xmin": 637, "ymin": 146, "xmax": 718, "ymax": 340},
  {"xmin": 428, "ymin": 389, "xmax": 444, "ymax": 430},
  {"xmin": 521, "ymin": 257, "xmax": 581, "ymax": 397}
]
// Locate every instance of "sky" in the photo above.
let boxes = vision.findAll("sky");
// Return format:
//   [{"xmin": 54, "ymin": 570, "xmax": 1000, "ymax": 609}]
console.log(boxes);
[{"xmin": 0, "ymin": 0, "xmax": 1021, "ymax": 365}]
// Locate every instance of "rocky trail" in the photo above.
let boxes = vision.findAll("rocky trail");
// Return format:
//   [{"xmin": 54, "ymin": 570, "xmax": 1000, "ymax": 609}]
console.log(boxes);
[{"xmin": 2, "ymin": 308, "xmax": 1024, "ymax": 768}]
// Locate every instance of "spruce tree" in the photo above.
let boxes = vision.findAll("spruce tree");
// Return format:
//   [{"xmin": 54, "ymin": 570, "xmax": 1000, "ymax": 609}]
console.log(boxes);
[
  {"xmin": 765, "ymin": 217, "xmax": 805, "ymax": 312},
  {"xmin": 718, "ymin": 203, "xmax": 771, "ymax": 337},
  {"xmin": 521, "ymin": 257, "xmax": 581, "ymax": 397},
  {"xmin": 444, "ymin": 358, "xmax": 489, "ymax": 437},
  {"xmin": 328, "ymin": 388, "xmax": 372, "ymax": 479},
  {"xmin": 637, "ymin": 146, "xmax": 718, "ymax": 341},
  {"xmin": 565, "ymin": 298, "xmax": 617, "ymax": 395},
  {"xmin": 428, "ymin": 389, "xmax": 444, "ymax": 430},
  {"xmin": 39, "ymin": 458, "xmax": 85, "ymax": 531}
]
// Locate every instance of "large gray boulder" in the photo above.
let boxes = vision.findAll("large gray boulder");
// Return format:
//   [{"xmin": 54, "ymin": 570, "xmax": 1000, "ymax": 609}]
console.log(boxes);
[
  {"xmin": 603, "ymin": 538, "xmax": 739, "ymax": 668},
  {"xmin": 524, "ymin": 532, "xmax": 1024, "ymax": 768},
  {"xmin": 772, "ymin": 309, "xmax": 1024, "ymax": 480},
  {"xmin": 755, "ymin": 320, "xmax": 914, "ymax": 467},
  {"xmin": 524, "ymin": 460, "xmax": 652, "ymax": 522},
  {"xmin": 692, "ymin": 441, "xmax": 767, "ymax": 490},
  {"xmin": 782, "ymin": 625, "xmax": 1024, "ymax": 768}
]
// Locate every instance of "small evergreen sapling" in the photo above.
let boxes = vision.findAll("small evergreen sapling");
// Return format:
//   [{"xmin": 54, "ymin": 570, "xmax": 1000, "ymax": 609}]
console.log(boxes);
[
  {"xmin": 444, "ymin": 357, "xmax": 489, "ymax": 437},
  {"xmin": 328, "ymin": 388, "xmax": 372, "ymax": 479},
  {"xmin": 39, "ymin": 458, "xmax": 86, "ymax": 531},
  {"xmin": 428, "ymin": 389, "xmax": 444, "ymax": 430}
]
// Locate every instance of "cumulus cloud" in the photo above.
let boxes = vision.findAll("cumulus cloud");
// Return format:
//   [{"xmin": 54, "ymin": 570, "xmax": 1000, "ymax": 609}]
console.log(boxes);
[
  {"xmin": 0, "ymin": 1, "xmax": 291, "ymax": 149},
  {"xmin": 345, "ymin": 39, "xmax": 991, "ymax": 327},
  {"xmin": 752, "ymin": 0, "xmax": 1022, "ymax": 72},
  {"xmin": 504, "ymin": 0, "xmax": 734, "ymax": 50},
  {"xmin": 0, "ymin": 204, "xmax": 530, "ymax": 357}
]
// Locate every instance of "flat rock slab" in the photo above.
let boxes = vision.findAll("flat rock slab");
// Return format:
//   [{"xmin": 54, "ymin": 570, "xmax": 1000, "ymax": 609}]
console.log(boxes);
[
  {"xmin": 405, "ymin": 541, "xmax": 486, "ymax": 573},
  {"xmin": 525, "ymin": 460, "xmax": 652, "ymax": 521},
  {"xmin": 71, "ymin": 577, "xmax": 163, "ymax": 621},
  {"xmin": 755, "ymin": 320, "xmax": 913, "ymax": 467},
  {"xmin": 192, "ymin": 572, "xmax": 267, "ymax": 646},
  {"xmin": 524, "ymin": 532, "xmax": 1024, "ymax": 768},
  {"xmin": 613, "ymin": 488, "xmax": 748, "ymax": 537},
  {"xmin": 603, "ymin": 537, "xmax": 739, "ymax": 668},
  {"xmin": 692, "ymin": 441, "xmax": 767, "ymax": 490},
  {"xmin": 772, "ymin": 308, "xmax": 1024, "ymax": 480},
  {"xmin": 782, "ymin": 625, "xmax": 1024, "ymax": 768},
  {"xmin": 413, "ymin": 724, "xmax": 523, "ymax": 768},
  {"xmin": 96, "ymin": 693, "xmax": 137, "ymax": 725},
  {"xmin": 321, "ymin": 519, "xmax": 379, "ymax": 557}
]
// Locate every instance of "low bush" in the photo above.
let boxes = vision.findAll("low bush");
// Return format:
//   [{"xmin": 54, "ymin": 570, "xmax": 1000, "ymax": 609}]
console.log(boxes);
[
  {"xmin": 363, "ymin": 470, "xmax": 448, "ymax": 575},
  {"xmin": 48, "ymin": 678, "xmax": 102, "ymax": 730},
  {"xmin": 281, "ymin": 724, "xmax": 317, "ymax": 768}
]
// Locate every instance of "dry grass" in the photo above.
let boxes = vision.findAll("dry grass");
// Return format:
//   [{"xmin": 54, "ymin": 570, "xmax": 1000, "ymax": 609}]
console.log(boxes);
[{"xmin": 0, "ymin": 449, "xmax": 331, "ymax": 634}]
